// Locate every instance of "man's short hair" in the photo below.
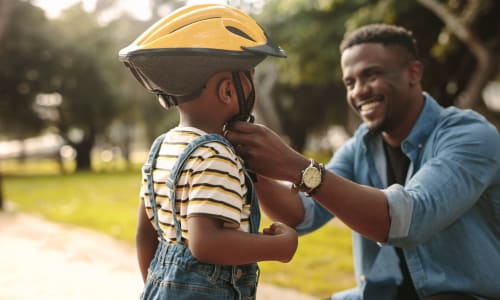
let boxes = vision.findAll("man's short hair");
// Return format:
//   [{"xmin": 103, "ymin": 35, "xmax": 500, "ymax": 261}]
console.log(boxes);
[{"xmin": 340, "ymin": 24, "xmax": 419, "ymax": 59}]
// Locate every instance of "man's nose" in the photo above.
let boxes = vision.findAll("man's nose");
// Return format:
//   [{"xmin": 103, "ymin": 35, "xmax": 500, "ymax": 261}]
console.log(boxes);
[{"xmin": 351, "ymin": 80, "xmax": 370, "ymax": 99}]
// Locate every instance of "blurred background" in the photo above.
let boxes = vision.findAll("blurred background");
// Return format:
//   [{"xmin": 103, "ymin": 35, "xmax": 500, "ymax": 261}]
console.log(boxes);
[{"xmin": 1, "ymin": 0, "xmax": 499, "ymax": 298}]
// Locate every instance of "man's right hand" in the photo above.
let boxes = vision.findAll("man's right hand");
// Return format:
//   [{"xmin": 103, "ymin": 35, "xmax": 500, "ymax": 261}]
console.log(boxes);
[{"xmin": 225, "ymin": 121, "xmax": 309, "ymax": 183}]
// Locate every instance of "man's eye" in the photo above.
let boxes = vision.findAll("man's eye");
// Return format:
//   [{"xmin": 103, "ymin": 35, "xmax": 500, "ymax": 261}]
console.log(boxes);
[{"xmin": 367, "ymin": 71, "xmax": 380, "ymax": 81}]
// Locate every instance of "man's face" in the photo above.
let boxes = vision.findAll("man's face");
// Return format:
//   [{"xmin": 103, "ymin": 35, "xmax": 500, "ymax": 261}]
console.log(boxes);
[{"xmin": 341, "ymin": 43, "xmax": 414, "ymax": 133}]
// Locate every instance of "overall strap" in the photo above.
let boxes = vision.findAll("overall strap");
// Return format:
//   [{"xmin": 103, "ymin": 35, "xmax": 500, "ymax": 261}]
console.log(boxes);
[
  {"xmin": 142, "ymin": 133, "xmax": 167, "ymax": 240},
  {"xmin": 167, "ymin": 134, "xmax": 236, "ymax": 243}
]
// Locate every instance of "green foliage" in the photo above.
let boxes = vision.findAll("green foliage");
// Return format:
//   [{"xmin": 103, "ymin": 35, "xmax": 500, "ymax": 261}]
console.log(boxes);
[
  {"xmin": 3, "ymin": 165, "xmax": 355, "ymax": 298},
  {"xmin": 105, "ymin": 12, "xmax": 180, "ymax": 146},
  {"xmin": 46, "ymin": 4, "xmax": 121, "ymax": 170},
  {"xmin": 260, "ymin": 220, "xmax": 354, "ymax": 297},
  {"xmin": 0, "ymin": 1, "xmax": 178, "ymax": 169},
  {"xmin": 4, "ymin": 171, "xmax": 140, "ymax": 241},
  {"xmin": 0, "ymin": 1, "xmax": 52, "ymax": 138},
  {"xmin": 256, "ymin": 0, "xmax": 366, "ymax": 150},
  {"xmin": 255, "ymin": 0, "xmax": 500, "ymax": 151},
  {"xmin": 0, "ymin": 1, "xmax": 117, "ymax": 170}
]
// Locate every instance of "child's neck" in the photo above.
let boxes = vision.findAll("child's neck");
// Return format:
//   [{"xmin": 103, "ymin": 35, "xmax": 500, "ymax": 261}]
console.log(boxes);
[{"xmin": 178, "ymin": 119, "xmax": 224, "ymax": 135}]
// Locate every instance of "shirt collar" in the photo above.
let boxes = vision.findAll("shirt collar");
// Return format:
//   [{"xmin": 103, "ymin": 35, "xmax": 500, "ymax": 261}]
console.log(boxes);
[
  {"xmin": 401, "ymin": 92, "xmax": 442, "ymax": 153},
  {"xmin": 360, "ymin": 92, "xmax": 443, "ymax": 154}
]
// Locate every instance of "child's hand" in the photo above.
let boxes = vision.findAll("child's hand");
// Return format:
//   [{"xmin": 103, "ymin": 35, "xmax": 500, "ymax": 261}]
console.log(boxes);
[{"xmin": 262, "ymin": 222, "xmax": 298, "ymax": 262}]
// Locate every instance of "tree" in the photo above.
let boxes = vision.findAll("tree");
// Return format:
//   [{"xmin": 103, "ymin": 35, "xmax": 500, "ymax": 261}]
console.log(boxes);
[
  {"xmin": 0, "ymin": 0, "xmax": 9, "ymax": 209},
  {"xmin": 0, "ymin": 0, "xmax": 58, "ymax": 208},
  {"xmin": 347, "ymin": 0, "xmax": 500, "ymax": 124},
  {"xmin": 257, "ymin": 0, "xmax": 500, "ymax": 152},
  {"xmin": 0, "ymin": 1, "xmax": 128, "ymax": 172},
  {"xmin": 104, "ymin": 11, "xmax": 180, "ymax": 163},
  {"xmin": 0, "ymin": 0, "xmax": 12, "ymax": 42},
  {"xmin": 0, "ymin": 0, "xmax": 53, "ymax": 139},
  {"xmin": 45, "ymin": 4, "xmax": 121, "ymax": 171},
  {"xmin": 417, "ymin": 0, "xmax": 500, "ymax": 110},
  {"xmin": 257, "ymin": 1, "xmax": 373, "ymax": 149}
]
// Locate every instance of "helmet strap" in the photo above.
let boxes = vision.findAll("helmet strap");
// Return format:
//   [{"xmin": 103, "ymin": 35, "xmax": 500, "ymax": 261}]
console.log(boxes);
[
  {"xmin": 157, "ymin": 87, "xmax": 204, "ymax": 110},
  {"xmin": 157, "ymin": 92, "xmax": 178, "ymax": 109},
  {"xmin": 229, "ymin": 71, "xmax": 255, "ymax": 123}
]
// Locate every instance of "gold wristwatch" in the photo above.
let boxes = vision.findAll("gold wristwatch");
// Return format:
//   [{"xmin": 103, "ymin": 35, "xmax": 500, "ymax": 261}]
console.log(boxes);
[{"xmin": 292, "ymin": 159, "xmax": 325, "ymax": 196}]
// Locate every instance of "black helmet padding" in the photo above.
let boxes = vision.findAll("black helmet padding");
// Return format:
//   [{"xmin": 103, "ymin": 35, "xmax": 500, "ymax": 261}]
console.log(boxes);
[{"xmin": 122, "ymin": 49, "xmax": 265, "ymax": 98}]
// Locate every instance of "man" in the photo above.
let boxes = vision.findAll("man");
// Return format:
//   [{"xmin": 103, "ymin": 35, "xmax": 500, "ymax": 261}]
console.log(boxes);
[{"xmin": 225, "ymin": 24, "xmax": 500, "ymax": 299}]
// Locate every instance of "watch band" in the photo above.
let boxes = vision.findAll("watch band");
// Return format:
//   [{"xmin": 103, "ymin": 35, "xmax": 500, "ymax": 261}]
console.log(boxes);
[
  {"xmin": 292, "ymin": 159, "xmax": 325, "ymax": 196},
  {"xmin": 305, "ymin": 160, "xmax": 324, "ymax": 196}
]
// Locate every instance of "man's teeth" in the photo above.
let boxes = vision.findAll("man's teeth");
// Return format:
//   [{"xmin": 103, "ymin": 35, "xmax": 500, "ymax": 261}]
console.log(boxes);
[{"xmin": 360, "ymin": 102, "xmax": 379, "ymax": 111}]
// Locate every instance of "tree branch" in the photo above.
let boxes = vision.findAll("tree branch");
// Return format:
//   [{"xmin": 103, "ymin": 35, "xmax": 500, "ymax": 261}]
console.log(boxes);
[
  {"xmin": 417, "ymin": 0, "xmax": 489, "ymax": 64},
  {"xmin": 0, "ymin": 0, "xmax": 12, "ymax": 45},
  {"xmin": 417, "ymin": 0, "xmax": 497, "ymax": 108}
]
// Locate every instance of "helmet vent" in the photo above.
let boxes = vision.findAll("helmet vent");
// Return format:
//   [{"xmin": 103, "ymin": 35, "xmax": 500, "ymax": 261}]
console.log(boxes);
[{"xmin": 225, "ymin": 26, "xmax": 255, "ymax": 42}]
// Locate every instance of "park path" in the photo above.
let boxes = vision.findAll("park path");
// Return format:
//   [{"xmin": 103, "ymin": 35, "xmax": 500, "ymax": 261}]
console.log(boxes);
[{"xmin": 0, "ymin": 211, "xmax": 317, "ymax": 300}]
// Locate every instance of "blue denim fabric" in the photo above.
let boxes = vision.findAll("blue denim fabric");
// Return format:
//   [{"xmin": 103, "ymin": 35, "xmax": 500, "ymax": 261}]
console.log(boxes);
[
  {"xmin": 141, "ymin": 133, "xmax": 260, "ymax": 300},
  {"xmin": 297, "ymin": 93, "xmax": 500, "ymax": 300}
]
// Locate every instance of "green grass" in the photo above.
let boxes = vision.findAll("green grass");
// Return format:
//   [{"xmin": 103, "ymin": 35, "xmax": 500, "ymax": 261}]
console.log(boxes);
[{"xmin": 1, "ymin": 159, "xmax": 355, "ymax": 298}]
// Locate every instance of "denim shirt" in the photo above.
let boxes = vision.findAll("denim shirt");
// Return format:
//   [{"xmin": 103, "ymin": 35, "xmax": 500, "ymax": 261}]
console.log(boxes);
[{"xmin": 296, "ymin": 93, "xmax": 500, "ymax": 300}]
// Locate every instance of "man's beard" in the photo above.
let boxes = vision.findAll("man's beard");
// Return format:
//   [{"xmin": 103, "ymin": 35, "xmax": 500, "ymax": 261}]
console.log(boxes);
[{"xmin": 365, "ymin": 117, "xmax": 387, "ymax": 135}]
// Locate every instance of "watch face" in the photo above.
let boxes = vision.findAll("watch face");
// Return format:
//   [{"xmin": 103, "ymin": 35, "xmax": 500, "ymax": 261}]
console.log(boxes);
[{"xmin": 303, "ymin": 167, "xmax": 322, "ymax": 189}]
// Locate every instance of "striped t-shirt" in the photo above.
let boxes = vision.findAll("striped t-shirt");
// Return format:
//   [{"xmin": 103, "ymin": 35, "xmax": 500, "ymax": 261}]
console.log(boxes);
[{"xmin": 139, "ymin": 127, "xmax": 251, "ymax": 243}]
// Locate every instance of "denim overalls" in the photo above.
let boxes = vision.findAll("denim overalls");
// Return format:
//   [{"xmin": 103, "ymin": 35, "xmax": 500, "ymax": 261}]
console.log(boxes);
[{"xmin": 141, "ymin": 133, "xmax": 261, "ymax": 300}]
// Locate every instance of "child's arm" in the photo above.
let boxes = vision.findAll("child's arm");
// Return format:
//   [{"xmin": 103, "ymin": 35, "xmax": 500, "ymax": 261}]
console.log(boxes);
[
  {"xmin": 188, "ymin": 216, "xmax": 298, "ymax": 265},
  {"xmin": 254, "ymin": 175, "xmax": 305, "ymax": 227},
  {"xmin": 136, "ymin": 199, "xmax": 159, "ymax": 282}
]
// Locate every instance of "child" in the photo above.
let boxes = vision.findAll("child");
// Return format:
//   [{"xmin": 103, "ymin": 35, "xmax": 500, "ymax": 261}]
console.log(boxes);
[{"xmin": 119, "ymin": 4, "xmax": 298, "ymax": 300}]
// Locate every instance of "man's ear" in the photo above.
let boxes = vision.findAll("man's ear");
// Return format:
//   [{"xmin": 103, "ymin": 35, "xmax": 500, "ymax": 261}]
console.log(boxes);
[
  {"xmin": 217, "ymin": 78, "xmax": 234, "ymax": 104},
  {"xmin": 408, "ymin": 60, "xmax": 423, "ymax": 85}
]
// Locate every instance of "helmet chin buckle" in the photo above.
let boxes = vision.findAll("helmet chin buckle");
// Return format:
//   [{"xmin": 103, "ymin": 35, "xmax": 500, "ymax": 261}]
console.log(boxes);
[
  {"xmin": 157, "ymin": 92, "xmax": 178, "ymax": 109},
  {"xmin": 229, "ymin": 113, "xmax": 255, "ymax": 123}
]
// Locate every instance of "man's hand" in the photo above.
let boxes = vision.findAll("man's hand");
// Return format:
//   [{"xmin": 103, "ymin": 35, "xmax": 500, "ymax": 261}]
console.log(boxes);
[{"xmin": 225, "ymin": 121, "xmax": 309, "ymax": 183}]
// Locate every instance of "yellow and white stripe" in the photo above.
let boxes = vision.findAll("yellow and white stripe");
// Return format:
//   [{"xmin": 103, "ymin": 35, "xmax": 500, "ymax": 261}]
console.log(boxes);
[{"xmin": 139, "ymin": 127, "xmax": 250, "ymax": 243}]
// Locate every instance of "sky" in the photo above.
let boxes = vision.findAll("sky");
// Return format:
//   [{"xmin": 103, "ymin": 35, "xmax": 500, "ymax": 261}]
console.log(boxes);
[{"xmin": 33, "ymin": 0, "xmax": 229, "ymax": 20}]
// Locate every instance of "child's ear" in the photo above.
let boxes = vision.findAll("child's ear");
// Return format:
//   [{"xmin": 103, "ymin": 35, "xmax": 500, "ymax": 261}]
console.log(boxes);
[{"xmin": 217, "ymin": 79, "xmax": 234, "ymax": 104}]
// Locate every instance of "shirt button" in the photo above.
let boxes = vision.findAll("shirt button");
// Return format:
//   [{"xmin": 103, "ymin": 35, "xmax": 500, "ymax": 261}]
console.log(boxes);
[
  {"xmin": 418, "ymin": 144, "xmax": 423, "ymax": 148},
  {"xmin": 235, "ymin": 268, "xmax": 243, "ymax": 279},
  {"xmin": 360, "ymin": 275, "xmax": 366, "ymax": 282}
]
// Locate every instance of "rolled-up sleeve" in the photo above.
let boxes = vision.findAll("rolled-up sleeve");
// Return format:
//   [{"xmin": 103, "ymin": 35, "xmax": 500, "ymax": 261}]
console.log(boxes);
[
  {"xmin": 383, "ymin": 184, "xmax": 413, "ymax": 240},
  {"xmin": 295, "ymin": 136, "xmax": 360, "ymax": 235},
  {"xmin": 384, "ymin": 112, "xmax": 500, "ymax": 247},
  {"xmin": 295, "ymin": 193, "xmax": 333, "ymax": 235}
]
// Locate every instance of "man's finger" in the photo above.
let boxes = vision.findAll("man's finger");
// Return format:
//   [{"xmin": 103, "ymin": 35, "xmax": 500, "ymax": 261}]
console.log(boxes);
[
  {"xmin": 226, "ymin": 121, "xmax": 260, "ymax": 133},
  {"xmin": 225, "ymin": 128, "xmax": 255, "ymax": 146}
]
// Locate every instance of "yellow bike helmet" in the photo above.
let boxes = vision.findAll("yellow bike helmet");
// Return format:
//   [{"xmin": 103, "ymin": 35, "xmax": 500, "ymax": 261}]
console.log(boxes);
[{"xmin": 119, "ymin": 4, "xmax": 285, "ymax": 113}]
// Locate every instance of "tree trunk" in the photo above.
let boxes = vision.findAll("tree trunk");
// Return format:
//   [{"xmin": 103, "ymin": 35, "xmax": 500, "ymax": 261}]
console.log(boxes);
[
  {"xmin": 0, "ymin": 0, "xmax": 12, "ymax": 44},
  {"xmin": 0, "ymin": 172, "xmax": 3, "ymax": 210},
  {"xmin": 0, "ymin": 0, "xmax": 12, "ymax": 209},
  {"xmin": 456, "ymin": 54, "xmax": 498, "ymax": 109},
  {"xmin": 55, "ymin": 149, "xmax": 66, "ymax": 174},
  {"xmin": 122, "ymin": 121, "xmax": 134, "ymax": 169},
  {"xmin": 73, "ymin": 129, "xmax": 96, "ymax": 172},
  {"xmin": 75, "ymin": 144, "xmax": 92, "ymax": 171}
]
